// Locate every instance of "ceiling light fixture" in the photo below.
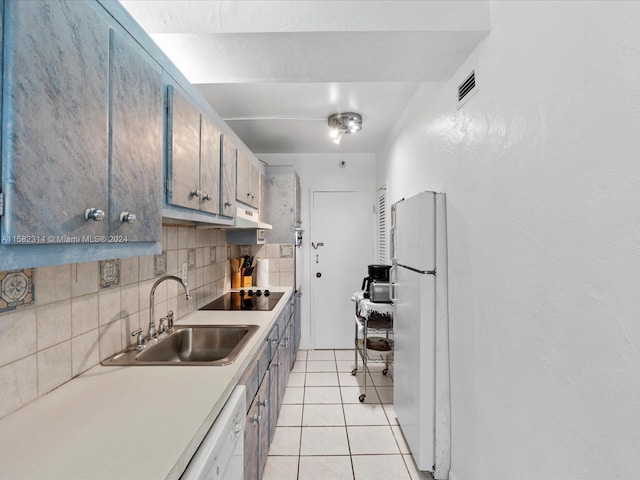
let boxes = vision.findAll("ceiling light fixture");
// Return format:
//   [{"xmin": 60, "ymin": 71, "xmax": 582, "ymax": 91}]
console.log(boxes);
[{"xmin": 328, "ymin": 112, "xmax": 363, "ymax": 145}]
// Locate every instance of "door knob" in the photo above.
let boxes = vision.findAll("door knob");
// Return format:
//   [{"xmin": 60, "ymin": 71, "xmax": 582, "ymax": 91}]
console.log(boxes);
[{"xmin": 316, "ymin": 272, "xmax": 322, "ymax": 278}]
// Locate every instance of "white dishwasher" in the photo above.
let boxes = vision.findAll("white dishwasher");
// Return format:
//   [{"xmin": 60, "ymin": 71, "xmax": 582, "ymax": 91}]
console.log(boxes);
[{"xmin": 181, "ymin": 385, "xmax": 246, "ymax": 480}]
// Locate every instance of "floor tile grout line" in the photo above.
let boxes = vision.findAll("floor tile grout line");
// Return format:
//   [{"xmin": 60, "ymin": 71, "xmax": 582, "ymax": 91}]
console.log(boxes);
[{"xmin": 268, "ymin": 350, "xmax": 413, "ymax": 480}]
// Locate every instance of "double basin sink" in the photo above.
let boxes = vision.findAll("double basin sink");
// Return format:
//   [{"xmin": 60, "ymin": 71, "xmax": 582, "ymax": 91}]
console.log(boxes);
[{"xmin": 102, "ymin": 324, "xmax": 259, "ymax": 366}]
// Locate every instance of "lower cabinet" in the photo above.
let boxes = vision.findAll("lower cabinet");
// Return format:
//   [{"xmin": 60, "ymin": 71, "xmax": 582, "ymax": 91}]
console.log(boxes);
[
  {"xmin": 268, "ymin": 350, "xmax": 279, "ymax": 445},
  {"xmin": 242, "ymin": 294, "xmax": 296, "ymax": 480},
  {"xmin": 278, "ymin": 320, "xmax": 292, "ymax": 413},
  {"xmin": 244, "ymin": 393, "xmax": 259, "ymax": 480},
  {"xmin": 243, "ymin": 368, "xmax": 270, "ymax": 480},
  {"xmin": 296, "ymin": 294, "xmax": 302, "ymax": 366},
  {"xmin": 257, "ymin": 376, "xmax": 270, "ymax": 480}
]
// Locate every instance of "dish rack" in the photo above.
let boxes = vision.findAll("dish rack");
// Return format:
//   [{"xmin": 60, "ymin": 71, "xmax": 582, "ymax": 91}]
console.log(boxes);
[{"xmin": 351, "ymin": 292, "xmax": 393, "ymax": 402}]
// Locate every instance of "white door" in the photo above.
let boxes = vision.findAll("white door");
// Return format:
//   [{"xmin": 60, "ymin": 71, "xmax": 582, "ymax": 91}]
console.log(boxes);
[{"xmin": 311, "ymin": 191, "xmax": 375, "ymax": 349}]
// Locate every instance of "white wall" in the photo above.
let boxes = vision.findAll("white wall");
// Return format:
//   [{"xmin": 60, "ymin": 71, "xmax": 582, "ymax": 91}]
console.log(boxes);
[
  {"xmin": 377, "ymin": 2, "xmax": 640, "ymax": 479},
  {"xmin": 259, "ymin": 154, "xmax": 376, "ymax": 349}
]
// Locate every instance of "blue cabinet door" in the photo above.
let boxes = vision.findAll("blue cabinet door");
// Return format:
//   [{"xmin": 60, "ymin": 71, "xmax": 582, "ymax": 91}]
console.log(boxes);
[
  {"xmin": 221, "ymin": 135, "xmax": 237, "ymax": 216},
  {"xmin": 1, "ymin": 0, "xmax": 109, "ymax": 243},
  {"xmin": 199, "ymin": 115, "xmax": 221, "ymax": 214},
  {"xmin": 166, "ymin": 86, "xmax": 201, "ymax": 211},
  {"xmin": 109, "ymin": 28, "xmax": 163, "ymax": 242}
]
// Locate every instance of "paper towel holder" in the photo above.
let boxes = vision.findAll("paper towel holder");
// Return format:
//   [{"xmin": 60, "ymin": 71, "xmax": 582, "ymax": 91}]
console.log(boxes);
[{"xmin": 256, "ymin": 258, "xmax": 269, "ymax": 288}]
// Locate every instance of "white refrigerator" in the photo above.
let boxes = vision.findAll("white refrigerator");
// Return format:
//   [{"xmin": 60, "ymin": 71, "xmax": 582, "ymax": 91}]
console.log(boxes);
[{"xmin": 391, "ymin": 191, "xmax": 451, "ymax": 479}]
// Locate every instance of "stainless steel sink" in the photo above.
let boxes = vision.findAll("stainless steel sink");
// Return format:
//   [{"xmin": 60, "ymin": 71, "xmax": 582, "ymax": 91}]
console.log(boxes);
[{"xmin": 101, "ymin": 325, "xmax": 259, "ymax": 366}]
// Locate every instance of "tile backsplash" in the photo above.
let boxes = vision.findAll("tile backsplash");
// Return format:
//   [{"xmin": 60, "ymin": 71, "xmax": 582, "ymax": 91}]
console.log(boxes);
[
  {"xmin": 232, "ymin": 243, "xmax": 295, "ymax": 287},
  {"xmin": 0, "ymin": 269, "xmax": 35, "ymax": 313},
  {"xmin": 0, "ymin": 231, "xmax": 298, "ymax": 419},
  {"xmin": 0, "ymin": 226, "xmax": 231, "ymax": 419}
]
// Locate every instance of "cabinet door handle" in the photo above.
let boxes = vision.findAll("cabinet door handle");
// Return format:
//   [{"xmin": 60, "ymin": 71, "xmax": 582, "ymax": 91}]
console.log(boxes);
[
  {"xmin": 203, "ymin": 193, "xmax": 213, "ymax": 201},
  {"xmin": 251, "ymin": 413, "xmax": 261, "ymax": 424},
  {"xmin": 271, "ymin": 339, "xmax": 278, "ymax": 346},
  {"xmin": 191, "ymin": 189, "xmax": 202, "ymax": 198},
  {"xmin": 85, "ymin": 208, "xmax": 105, "ymax": 221},
  {"xmin": 224, "ymin": 201, "xmax": 232, "ymax": 208},
  {"xmin": 258, "ymin": 399, "xmax": 268, "ymax": 407},
  {"xmin": 119, "ymin": 212, "xmax": 136, "ymax": 224}
]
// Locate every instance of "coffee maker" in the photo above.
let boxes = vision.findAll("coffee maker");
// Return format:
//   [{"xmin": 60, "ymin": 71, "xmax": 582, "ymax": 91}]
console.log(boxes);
[{"xmin": 361, "ymin": 264, "xmax": 392, "ymax": 303}]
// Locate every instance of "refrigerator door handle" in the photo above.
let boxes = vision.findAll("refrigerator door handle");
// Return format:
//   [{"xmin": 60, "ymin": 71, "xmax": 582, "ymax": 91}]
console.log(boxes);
[
  {"xmin": 390, "ymin": 227, "xmax": 396, "ymax": 261},
  {"xmin": 391, "ymin": 282, "xmax": 397, "ymax": 302}
]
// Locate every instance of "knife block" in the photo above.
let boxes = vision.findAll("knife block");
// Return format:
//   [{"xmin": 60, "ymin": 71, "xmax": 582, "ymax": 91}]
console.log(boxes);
[{"xmin": 231, "ymin": 271, "xmax": 241, "ymax": 289}]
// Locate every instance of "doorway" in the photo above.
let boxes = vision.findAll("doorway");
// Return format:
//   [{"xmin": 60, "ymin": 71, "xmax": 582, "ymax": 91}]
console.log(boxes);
[{"xmin": 310, "ymin": 190, "xmax": 375, "ymax": 349}]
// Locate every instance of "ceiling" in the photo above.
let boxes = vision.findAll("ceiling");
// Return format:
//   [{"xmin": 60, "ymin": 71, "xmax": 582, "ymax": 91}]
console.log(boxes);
[{"xmin": 119, "ymin": 1, "xmax": 491, "ymax": 155}]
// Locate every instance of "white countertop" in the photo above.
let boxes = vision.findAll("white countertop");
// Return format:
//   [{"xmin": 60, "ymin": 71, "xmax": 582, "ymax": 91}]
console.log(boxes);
[{"xmin": 0, "ymin": 287, "xmax": 293, "ymax": 480}]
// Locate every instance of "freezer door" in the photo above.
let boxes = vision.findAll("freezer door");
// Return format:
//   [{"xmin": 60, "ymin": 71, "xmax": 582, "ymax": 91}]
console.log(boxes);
[
  {"xmin": 394, "ymin": 192, "xmax": 436, "ymax": 272},
  {"xmin": 393, "ymin": 265, "xmax": 435, "ymax": 471}
]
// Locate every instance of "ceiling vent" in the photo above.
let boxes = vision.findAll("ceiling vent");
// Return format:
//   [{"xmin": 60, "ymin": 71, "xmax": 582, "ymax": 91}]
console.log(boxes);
[{"xmin": 458, "ymin": 70, "xmax": 476, "ymax": 103}]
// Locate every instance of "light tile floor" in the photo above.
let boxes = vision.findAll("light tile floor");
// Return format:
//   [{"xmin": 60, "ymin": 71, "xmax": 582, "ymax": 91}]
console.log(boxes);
[{"xmin": 262, "ymin": 349, "xmax": 433, "ymax": 480}]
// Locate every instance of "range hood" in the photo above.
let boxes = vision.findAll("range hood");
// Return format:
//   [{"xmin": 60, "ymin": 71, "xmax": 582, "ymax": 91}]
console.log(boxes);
[{"xmin": 234, "ymin": 206, "xmax": 272, "ymax": 230}]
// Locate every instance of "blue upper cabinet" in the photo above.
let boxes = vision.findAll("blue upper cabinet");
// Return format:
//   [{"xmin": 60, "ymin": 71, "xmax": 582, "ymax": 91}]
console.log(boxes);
[
  {"xmin": 221, "ymin": 135, "xmax": 237, "ymax": 217},
  {"xmin": 200, "ymin": 115, "xmax": 222, "ymax": 215},
  {"xmin": 2, "ymin": 0, "xmax": 110, "ymax": 243},
  {"xmin": 166, "ymin": 86, "xmax": 202, "ymax": 211},
  {"xmin": 0, "ymin": 0, "xmax": 248, "ymax": 269},
  {"xmin": 166, "ymin": 85, "xmax": 222, "ymax": 216},
  {"xmin": 109, "ymin": 28, "xmax": 163, "ymax": 242},
  {"xmin": 0, "ymin": 0, "xmax": 164, "ymax": 269}
]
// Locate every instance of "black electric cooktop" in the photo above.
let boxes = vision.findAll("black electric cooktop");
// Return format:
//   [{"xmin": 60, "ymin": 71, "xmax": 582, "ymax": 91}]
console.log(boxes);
[{"xmin": 199, "ymin": 290, "xmax": 284, "ymax": 311}]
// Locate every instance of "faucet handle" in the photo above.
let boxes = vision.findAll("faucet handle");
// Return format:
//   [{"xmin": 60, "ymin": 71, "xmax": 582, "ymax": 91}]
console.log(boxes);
[
  {"xmin": 131, "ymin": 329, "xmax": 145, "ymax": 350},
  {"xmin": 167, "ymin": 310, "xmax": 175, "ymax": 332},
  {"xmin": 158, "ymin": 317, "xmax": 166, "ymax": 335}
]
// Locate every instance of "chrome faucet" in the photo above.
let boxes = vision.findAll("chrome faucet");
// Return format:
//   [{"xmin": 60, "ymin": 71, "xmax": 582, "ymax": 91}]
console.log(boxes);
[{"xmin": 148, "ymin": 276, "xmax": 191, "ymax": 341}]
